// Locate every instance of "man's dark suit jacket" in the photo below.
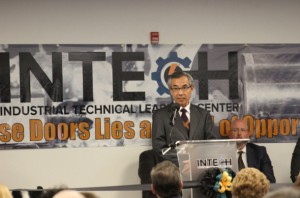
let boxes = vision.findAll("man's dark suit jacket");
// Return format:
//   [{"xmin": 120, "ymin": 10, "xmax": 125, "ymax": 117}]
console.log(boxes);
[
  {"xmin": 139, "ymin": 103, "xmax": 213, "ymax": 198},
  {"xmin": 246, "ymin": 143, "xmax": 276, "ymax": 183},
  {"xmin": 291, "ymin": 137, "xmax": 300, "ymax": 182},
  {"xmin": 151, "ymin": 103, "xmax": 213, "ymax": 151}
]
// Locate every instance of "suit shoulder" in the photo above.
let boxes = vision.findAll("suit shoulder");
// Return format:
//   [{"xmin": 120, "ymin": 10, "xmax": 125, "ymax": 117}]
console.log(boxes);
[
  {"xmin": 153, "ymin": 104, "xmax": 171, "ymax": 115},
  {"xmin": 247, "ymin": 142, "xmax": 266, "ymax": 151},
  {"xmin": 191, "ymin": 104, "xmax": 210, "ymax": 114},
  {"xmin": 297, "ymin": 137, "xmax": 300, "ymax": 145}
]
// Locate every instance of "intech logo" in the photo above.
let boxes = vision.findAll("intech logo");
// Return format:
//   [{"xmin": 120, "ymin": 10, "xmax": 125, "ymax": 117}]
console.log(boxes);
[
  {"xmin": 197, "ymin": 158, "xmax": 233, "ymax": 169},
  {"xmin": 151, "ymin": 52, "xmax": 191, "ymax": 95}
]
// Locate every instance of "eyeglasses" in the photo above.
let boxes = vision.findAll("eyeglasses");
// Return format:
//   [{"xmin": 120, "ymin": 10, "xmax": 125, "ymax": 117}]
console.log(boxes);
[{"xmin": 170, "ymin": 85, "xmax": 192, "ymax": 92}]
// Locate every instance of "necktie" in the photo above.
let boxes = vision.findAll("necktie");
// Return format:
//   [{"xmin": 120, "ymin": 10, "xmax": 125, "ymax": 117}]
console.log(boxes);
[
  {"xmin": 238, "ymin": 151, "xmax": 245, "ymax": 171},
  {"xmin": 181, "ymin": 108, "xmax": 190, "ymax": 132}
]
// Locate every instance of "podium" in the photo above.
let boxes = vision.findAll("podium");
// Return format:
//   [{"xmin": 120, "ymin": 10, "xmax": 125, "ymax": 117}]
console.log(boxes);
[{"xmin": 171, "ymin": 139, "xmax": 249, "ymax": 198}]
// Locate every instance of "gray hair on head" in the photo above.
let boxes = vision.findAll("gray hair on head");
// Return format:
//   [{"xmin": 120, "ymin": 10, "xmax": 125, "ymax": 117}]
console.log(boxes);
[{"xmin": 167, "ymin": 71, "xmax": 194, "ymax": 88}]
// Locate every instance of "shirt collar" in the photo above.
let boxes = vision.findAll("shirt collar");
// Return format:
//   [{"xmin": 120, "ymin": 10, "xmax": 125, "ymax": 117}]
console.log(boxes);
[
  {"xmin": 238, "ymin": 145, "xmax": 247, "ymax": 153},
  {"xmin": 180, "ymin": 103, "xmax": 190, "ymax": 113}
]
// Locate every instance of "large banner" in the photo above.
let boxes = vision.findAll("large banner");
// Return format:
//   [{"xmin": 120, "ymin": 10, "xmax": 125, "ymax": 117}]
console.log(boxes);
[{"xmin": 0, "ymin": 44, "xmax": 299, "ymax": 149}]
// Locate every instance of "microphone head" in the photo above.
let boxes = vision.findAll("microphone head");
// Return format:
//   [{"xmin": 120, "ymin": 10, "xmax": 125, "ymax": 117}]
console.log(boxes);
[{"xmin": 171, "ymin": 103, "xmax": 180, "ymax": 111}]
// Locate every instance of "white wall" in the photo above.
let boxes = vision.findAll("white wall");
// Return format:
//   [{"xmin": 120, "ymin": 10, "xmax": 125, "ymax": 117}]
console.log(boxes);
[
  {"xmin": 0, "ymin": 0, "xmax": 299, "ymax": 198},
  {"xmin": 0, "ymin": 146, "xmax": 149, "ymax": 198}
]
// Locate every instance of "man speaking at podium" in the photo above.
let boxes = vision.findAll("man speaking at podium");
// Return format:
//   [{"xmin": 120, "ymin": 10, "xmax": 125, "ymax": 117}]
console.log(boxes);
[
  {"xmin": 138, "ymin": 71, "xmax": 214, "ymax": 198},
  {"xmin": 152, "ymin": 71, "xmax": 214, "ymax": 154}
]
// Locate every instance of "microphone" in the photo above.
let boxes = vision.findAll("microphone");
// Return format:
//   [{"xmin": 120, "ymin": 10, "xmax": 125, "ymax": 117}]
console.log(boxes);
[
  {"xmin": 170, "ymin": 103, "xmax": 180, "ymax": 126},
  {"xmin": 162, "ymin": 103, "xmax": 180, "ymax": 155}
]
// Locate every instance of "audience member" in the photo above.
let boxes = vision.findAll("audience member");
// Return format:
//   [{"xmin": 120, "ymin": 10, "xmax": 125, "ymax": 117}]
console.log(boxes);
[
  {"xmin": 28, "ymin": 186, "xmax": 44, "ymax": 198},
  {"xmin": 291, "ymin": 136, "xmax": 300, "ymax": 182},
  {"xmin": 0, "ymin": 185, "xmax": 12, "ymax": 198},
  {"xmin": 232, "ymin": 167, "xmax": 270, "ymax": 198},
  {"xmin": 40, "ymin": 186, "xmax": 68, "ymax": 198},
  {"xmin": 264, "ymin": 187, "xmax": 300, "ymax": 198},
  {"xmin": 3, "ymin": 185, "xmax": 100, "ymax": 198},
  {"xmin": 229, "ymin": 119, "xmax": 276, "ymax": 183},
  {"xmin": 139, "ymin": 71, "xmax": 214, "ymax": 198},
  {"xmin": 294, "ymin": 174, "xmax": 300, "ymax": 188},
  {"xmin": 11, "ymin": 191, "xmax": 22, "ymax": 198},
  {"xmin": 150, "ymin": 161, "xmax": 182, "ymax": 198},
  {"xmin": 11, "ymin": 186, "xmax": 43, "ymax": 198},
  {"xmin": 81, "ymin": 192, "xmax": 100, "ymax": 198},
  {"xmin": 53, "ymin": 190, "xmax": 84, "ymax": 198}
]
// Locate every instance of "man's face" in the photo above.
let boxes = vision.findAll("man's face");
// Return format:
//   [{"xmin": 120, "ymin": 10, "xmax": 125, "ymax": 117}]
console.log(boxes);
[
  {"xmin": 229, "ymin": 120, "xmax": 250, "ymax": 139},
  {"xmin": 169, "ymin": 76, "xmax": 194, "ymax": 107}
]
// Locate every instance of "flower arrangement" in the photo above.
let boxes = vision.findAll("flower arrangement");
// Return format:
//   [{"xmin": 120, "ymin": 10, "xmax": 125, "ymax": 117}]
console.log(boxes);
[{"xmin": 199, "ymin": 167, "xmax": 235, "ymax": 198}]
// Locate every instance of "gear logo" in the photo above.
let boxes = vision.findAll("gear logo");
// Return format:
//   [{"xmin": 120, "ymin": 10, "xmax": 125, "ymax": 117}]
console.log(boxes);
[{"xmin": 151, "ymin": 52, "xmax": 191, "ymax": 95}]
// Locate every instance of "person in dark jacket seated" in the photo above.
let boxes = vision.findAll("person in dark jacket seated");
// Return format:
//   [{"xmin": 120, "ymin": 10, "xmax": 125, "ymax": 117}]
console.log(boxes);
[
  {"xmin": 229, "ymin": 119, "xmax": 276, "ymax": 183},
  {"xmin": 291, "ymin": 136, "xmax": 300, "ymax": 182}
]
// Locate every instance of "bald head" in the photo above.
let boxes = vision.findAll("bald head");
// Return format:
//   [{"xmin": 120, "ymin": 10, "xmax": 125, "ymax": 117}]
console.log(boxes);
[
  {"xmin": 229, "ymin": 119, "xmax": 249, "ymax": 139},
  {"xmin": 53, "ymin": 190, "xmax": 84, "ymax": 198},
  {"xmin": 229, "ymin": 119, "xmax": 250, "ymax": 150}
]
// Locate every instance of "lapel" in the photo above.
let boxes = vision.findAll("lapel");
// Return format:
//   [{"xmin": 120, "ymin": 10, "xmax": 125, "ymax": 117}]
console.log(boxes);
[
  {"xmin": 189, "ymin": 105, "xmax": 198, "ymax": 139},
  {"xmin": 168, "ymin": 104, "xmax": 189, "ymax": 139},
  {"xmin": 175, "ymin": 112, "xmax": 189, "ymax": 139},
  {"xmin": 246, "ymin": 143, "xmax": 256, "ymax": 167}
]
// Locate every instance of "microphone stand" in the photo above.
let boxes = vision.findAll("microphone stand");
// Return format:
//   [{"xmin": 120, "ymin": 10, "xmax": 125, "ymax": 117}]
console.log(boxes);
[
  {"xmin": 162, "ymin": 106, "xmax": 179, "ymax": 155},
  {"xmin": 162, "ymin": 143, "xmax": 174, "ymax": 155}
]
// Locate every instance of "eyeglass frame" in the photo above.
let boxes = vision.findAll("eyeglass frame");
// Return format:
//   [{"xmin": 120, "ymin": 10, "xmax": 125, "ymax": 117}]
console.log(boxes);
[{"xmin": 169, "ymin": 85, "xmax": 193, "ymax": 92}]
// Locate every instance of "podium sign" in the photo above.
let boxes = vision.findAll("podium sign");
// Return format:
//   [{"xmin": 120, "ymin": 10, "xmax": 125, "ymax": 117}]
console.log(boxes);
[{"xmin": 175, "ymin": 139, "xmax": 248, "ymax": 198}]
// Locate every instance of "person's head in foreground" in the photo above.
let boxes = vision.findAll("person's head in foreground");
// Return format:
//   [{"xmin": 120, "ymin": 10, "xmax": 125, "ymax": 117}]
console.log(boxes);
[
  {"xmin": 0, "ymin": 184, "xmax": 12, "ymax": 198},
  {"xmin": 294, "ymin": 173, "xmax": 300, "ymax": 188},
  {"xmin": 151, "ymin": 161, "xmax": 182, "ymax": 198},
  {"xmin": 232, "ymin": 167, "xmax": 270, "ymax": 198},
  {"xmin": 53, "ymin": 190, "xmax": 85, "ymax": 198},
  {"xmin": 263, "ymin": 186, "xmax": 300, "ymax": 198},
  {"xmin": 81, "ymin": 192, "xmax": 100, "ymax": 198}
]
